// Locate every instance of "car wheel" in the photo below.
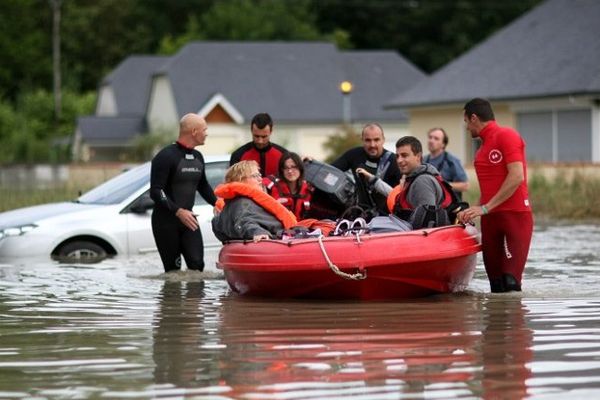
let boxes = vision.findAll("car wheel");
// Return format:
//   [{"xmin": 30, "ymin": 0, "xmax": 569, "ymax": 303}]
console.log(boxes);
[{"xmin": 56, "ymin": 241, "xmax": 108, "ymax": 263}]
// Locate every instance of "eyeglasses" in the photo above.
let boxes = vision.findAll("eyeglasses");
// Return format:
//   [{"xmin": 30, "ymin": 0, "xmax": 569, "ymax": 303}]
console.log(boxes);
[
  {"xmin": 283, "ymin": 166, "xmax": 299, "ymax": 171},
  {"xmin": 246, "ymin": 173, "xmax": 262, "ymax": 180}
]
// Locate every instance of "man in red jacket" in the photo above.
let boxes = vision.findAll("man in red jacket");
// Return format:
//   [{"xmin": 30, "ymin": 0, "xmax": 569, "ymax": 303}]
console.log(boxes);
[
  {"xmin": 229, "ymin": 113, "xmax": 288, "ymax": 177},
  {"xmin": 458, "ymin": 98, "xmax": 533, "ymax": 293}
]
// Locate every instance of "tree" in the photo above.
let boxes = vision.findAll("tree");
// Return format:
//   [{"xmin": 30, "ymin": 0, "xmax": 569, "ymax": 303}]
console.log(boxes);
[
  {"xmin": 0, "ymin": 0, "xmax": 52, "ymax": 100},
  {"xmin": 322, "ymin": 125, "xmax": 362, "ymax": 163},
  {"xmin": 0, "ymin": 89, "xmax": 95, "ymax": 164},
  {"xmin": 311, "ymin": 0, "xmax": 542, "ymax": 73},
  {"xmin": 159, "ymin": 0, "xmax": 339, "ymax": 54}
]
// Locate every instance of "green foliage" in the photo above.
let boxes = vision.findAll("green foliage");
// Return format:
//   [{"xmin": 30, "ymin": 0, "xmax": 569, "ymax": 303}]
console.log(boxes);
[
  {"xmin": 311, "ymin": 0, "xmax": 542, "ymax": 73},
  {"xmin": 129, "ymin": 129, "xmax": 177, "ymax": 162},
  {"xmin": 322, "ymin": 125, "xmax": 362, "ymax": 163},
  {"xmin": 0, "ymin": 0, "xmax": 542, "ymax": 164},
  {"xmin": 0, "ymin": 185, "xmax": 90, "ymax": 212},
  {"xmin": 0, "ymin": 90, "xmax": 96, "ymax": 164},
  {"xmin": 0, "ymin": 0, "xmax": 52, "ymax": 99},
  {"xmin": 159, "ymin": 0, "xmax": 328, "ymax": 54},
  {"xmin": 527, "ymin": 172, "xmax": 600, "ymax": 220},
  {"xmin": 462, "ymin": 171, "xmax": 600, "ymax": 220},
  {"xmin": 1, "ymin": 0, "xmax": 542, "ymax": 96}
]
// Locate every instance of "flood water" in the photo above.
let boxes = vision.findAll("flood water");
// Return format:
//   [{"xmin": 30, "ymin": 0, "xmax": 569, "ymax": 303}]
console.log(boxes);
[{"xmin": 1, "ymin": 223, "xmax": 600, "ymax": 399}]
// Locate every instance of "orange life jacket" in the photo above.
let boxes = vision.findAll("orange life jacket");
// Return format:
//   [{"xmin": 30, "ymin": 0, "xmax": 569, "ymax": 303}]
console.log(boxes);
[
  {"xmin": 263, "ymin": 176, "xmax": 313, "ymax": 220},
  {"xmin": 214, "ymin": 182, "xmax": 298, "ymax": 229}
]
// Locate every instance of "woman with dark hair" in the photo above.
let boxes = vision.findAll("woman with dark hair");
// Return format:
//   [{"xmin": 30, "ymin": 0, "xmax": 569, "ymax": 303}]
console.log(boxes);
[{"xmin": 263, "ymin": 152, "xmax": 314, "ymax": 220}]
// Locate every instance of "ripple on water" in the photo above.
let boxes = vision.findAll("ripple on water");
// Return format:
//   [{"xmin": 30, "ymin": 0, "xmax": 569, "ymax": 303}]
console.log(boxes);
[{"xmin": 1, "ymin": 224, "xmax": 600, "ymax": 398}]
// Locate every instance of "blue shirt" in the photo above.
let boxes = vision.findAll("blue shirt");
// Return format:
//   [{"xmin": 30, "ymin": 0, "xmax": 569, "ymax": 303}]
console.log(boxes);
[{"xmin": 424, "ymin": 151, "xmax": 468, "ymax": 184}]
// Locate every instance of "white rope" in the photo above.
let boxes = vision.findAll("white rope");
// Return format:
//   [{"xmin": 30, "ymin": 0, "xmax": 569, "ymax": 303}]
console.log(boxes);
[
  {"xmin": 354, "ymin": 231, "xmax": 362, "ymax": 244},
  {"xmin": 317, "ymin": 235, "xmax": 367, "ymax": 281}
]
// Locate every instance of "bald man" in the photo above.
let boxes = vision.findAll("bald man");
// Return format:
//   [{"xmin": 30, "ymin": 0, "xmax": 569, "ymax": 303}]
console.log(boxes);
[{"xmin": 150, "ymin": 114, "xmax": 217, "ymax": 272}]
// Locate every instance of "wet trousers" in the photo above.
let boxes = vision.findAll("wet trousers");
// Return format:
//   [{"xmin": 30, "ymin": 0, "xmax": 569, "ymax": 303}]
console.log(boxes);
[
  {"xmin": 152, "ymin": 211, "xmax": 205, "ymax": 272},
  {"xmin": 480, "ymin": 211, "xmax": 533, "ymax": 286}
]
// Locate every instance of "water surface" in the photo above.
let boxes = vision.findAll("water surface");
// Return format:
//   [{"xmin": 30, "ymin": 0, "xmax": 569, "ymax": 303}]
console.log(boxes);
[{"xmin": 1, "ymin": 224, "xmax": 600, "ymax": 399}]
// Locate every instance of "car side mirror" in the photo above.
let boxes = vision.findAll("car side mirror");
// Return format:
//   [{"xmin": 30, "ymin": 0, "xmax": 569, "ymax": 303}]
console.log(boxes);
[{"xmin": 130, "ymin": 197, "xmax": 155, "ymax": 214}]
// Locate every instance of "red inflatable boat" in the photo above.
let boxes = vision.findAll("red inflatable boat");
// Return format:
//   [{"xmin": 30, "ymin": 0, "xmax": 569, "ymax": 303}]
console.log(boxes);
[{"xmin": 217, "ymin": 224, "xmax": 481, "ymax": 300}]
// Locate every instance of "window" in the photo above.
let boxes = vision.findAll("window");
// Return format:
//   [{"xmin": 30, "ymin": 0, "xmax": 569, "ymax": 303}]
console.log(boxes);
[
  {"xmin": 518, "ymin": 112, "xmax": 553, "ymax": 162},
  {"xmin": 517, "ymin": 109, "xmax": 591, "ymax": 162},
  {"xmin": 194, "ymin": 161, "xmax": 229, "ymax": 205}
]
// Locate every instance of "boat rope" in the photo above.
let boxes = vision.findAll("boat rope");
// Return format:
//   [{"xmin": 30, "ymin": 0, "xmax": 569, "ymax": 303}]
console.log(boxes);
[{"xmin": 317, "ymin": 235, "xmax": 367, "ymax": 281}]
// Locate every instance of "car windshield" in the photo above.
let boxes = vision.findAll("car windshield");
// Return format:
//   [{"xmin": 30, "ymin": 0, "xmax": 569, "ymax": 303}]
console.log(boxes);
[
  {"xmin": 78, "ymin": 164, "xmax": 150, "ymax": 205},
  {"xmin": 195, "ymin": 161, "xmax": 229, "ymax": 205}
]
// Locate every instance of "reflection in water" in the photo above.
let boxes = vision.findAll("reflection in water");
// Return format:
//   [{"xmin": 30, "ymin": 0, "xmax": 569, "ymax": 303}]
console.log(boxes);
[
  {"xmin": 153, "ymin": 280, "xmax": 224, "ymax": 386},
  {"xmin": 479, "ymin": 297, "xmax": 532, "ymax": 399},
  {"xmin": 1, "ymin": 224, "xmax": 600, "ymax": 398},
  {"xmin": 150, "ymin": 281, "xmax": 535, "ymax": 399}
]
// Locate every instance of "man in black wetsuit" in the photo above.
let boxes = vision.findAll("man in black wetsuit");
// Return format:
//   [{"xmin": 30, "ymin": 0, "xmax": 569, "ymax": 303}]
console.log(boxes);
[
  {"xmin": 150, "ymin": 113, "xmax": 217, "ymax": 272},
  {"xmin": 229, "ymin": 113, "xmax": 288, "ymax": 177},
  {"xmin": 331, "ymin": 123, "xmax": 401, "ymax": 215}
]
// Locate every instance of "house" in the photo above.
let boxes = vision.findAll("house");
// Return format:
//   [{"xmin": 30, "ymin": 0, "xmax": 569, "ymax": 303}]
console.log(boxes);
[
  {"xmin": 73, "ymin": 55, "xmax": 169, "ymax": 161},
  {"xmin": 73, "ymin": 41, "xmax": 425, "ymax": 162},
  {"xmin": 387, "ymin": 0, "xmax": 600, "ymax": 164}
]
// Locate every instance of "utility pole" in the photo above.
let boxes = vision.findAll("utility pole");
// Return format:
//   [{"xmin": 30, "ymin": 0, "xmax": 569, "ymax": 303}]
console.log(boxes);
[
  {"xmin": 339, "ymin": 81, "xmax": 353, "ymax": 125},
  {"xmin": 50, "ymin": 0, "xmax": 62, "ymax": 123}
]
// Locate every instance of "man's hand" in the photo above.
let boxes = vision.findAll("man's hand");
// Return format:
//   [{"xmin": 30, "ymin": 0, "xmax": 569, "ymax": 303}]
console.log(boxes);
[
  {"xmin": 457, "ymin": 205, "xmax": 486, "ymax": 224},
  {"xmin": 176, "ymin": 208, "xmax": 199, "ymax": 231},
  {"xmin": 355, "ymin": 167, "xmax": 374, "ymax": 181},
  {"xmin": 253, "ymin": 234, "xmax": 269, "ymax": 242}
]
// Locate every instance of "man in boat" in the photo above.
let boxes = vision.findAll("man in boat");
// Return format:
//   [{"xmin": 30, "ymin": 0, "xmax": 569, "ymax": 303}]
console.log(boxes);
[
  {"xmin": 150, "ymin": 113, "xmax": 217, "ymax": 272},
  {"xmin": 229, "ymin": 113, "xmax": 289, "ymax": 177},
  {"xmin": 458, "ymin": 98, "xmax": 533, "ymax": 293},
  {"xmin": 212, "ymin": 160, "xmax": 297, "ymax": 243},
  {"xmin": 357, "ymin": 136, "xmax": 459, "ymax": 229},
  {"xmin": 424, "ymin": 127, "xmax": 470, "ymax": 200},
  {"xmin": 331, "ymin": 123, "xmax": 401, "ymax": 216}
]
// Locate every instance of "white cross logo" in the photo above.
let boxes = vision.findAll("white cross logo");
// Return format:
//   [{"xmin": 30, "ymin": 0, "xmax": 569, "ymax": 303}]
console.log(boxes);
[{"xmin": 489, "ymin": 149, "xmax": 503, "ymax": 164}]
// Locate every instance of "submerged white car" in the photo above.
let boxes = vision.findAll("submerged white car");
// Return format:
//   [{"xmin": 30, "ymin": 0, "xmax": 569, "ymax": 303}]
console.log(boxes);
[{"xmin": 0, "ymin": 156, "xmax": 229, "ymax": 264}]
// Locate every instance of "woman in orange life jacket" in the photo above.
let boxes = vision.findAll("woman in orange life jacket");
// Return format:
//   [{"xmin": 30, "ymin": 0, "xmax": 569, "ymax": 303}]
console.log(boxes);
[
  {"xmin": 262, "ymin": 152, "xmax": 314, "ymax": 220},
  {"xmin": 212, "ymin": 160, "xmax": 297, "ymax": 243}
]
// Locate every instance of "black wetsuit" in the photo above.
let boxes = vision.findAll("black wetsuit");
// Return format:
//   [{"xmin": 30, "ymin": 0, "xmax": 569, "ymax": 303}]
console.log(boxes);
[
  {"xmin": 331, "ymin": 147, "xmax": 401, "ymax": 215},
  {"xmin": 150, "ymin": 142, "xmax": 217, "ymax": 272}
]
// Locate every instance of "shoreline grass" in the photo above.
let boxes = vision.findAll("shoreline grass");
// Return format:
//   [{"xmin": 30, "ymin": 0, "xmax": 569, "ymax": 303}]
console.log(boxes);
[
  {"xmin": 463, "ymin": 171, "xmax": 600, "ymax": 221},
  {"xmin": 0, "ymin": 186, "xmax": 92, "ymax": 212},
  {"xmin": 2, "ymin": 172, "xmax": 600, "ymax": 221}
]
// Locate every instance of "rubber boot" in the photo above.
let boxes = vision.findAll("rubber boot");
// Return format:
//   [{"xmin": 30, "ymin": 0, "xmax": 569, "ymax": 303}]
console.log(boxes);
[
  {"xmin": 489, "ymin": 278, "xmax": 505, "ymax": 293},
  {"xmin": 502, "ymin": 273, "xmax": 522, "ymax": 292}
]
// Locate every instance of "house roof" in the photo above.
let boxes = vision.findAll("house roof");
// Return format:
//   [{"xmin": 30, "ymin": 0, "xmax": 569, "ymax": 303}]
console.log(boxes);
[
  {"xmin": 101, "ymin": 55, "xmax": 169, "ymax": 115},
  {"xmin": 339, "ymin": 51, "xmax": 424, "ymax": 121},
  {"xmin": 77, "ymin": 116, "xmax": 146, "ymax": 145},
  {"xmin": 388, "ymin": 0, "xmax": 600, "ymax": 108},
  {"xmin": 155, "ymin": 41, "xmax": 425, "ymax": 122}
]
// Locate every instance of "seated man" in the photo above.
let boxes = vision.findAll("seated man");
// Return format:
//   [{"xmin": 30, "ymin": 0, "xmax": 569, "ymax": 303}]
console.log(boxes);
[
  {"xmin": 331, "ymin": 123, "xmax": 400, "ymax": 216},
  {"xmin": 357, "ymin": 136, "xmax": 458, "ymax": 229},
  {"xmin": 212, "ymin": 160, "xmax": 297, "ymax": 243}
]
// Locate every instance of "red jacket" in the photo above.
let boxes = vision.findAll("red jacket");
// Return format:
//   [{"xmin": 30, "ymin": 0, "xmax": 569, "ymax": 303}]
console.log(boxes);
[{"xmin": 263, "ymin": 176, "xmax": 313, "ymax": 220}]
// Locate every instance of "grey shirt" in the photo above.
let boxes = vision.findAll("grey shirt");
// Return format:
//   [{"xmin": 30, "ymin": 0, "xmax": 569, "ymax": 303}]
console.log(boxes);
[
  {"xmin": 212, "ymin": 196, "xmax": 284, "ymax": 242},
  {"xmin": 369, "ymin": 163, "xmax": 445, "ymax": 211}
]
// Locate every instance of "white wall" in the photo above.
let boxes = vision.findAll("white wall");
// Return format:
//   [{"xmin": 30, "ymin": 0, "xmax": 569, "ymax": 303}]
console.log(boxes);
[
  {"xmin": 200, "ymin": 121, "xmax": 409, "ymax": 162},
  {"xmin": 147, "ymin": 75, "xmax": 179, "ymax": 134},
  {"xmin": 96, "ymin": 86, "xmax": 117, "ymax": 116}
]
